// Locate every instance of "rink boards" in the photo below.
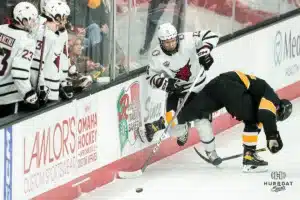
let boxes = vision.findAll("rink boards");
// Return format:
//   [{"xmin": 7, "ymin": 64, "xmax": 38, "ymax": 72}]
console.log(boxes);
[{"xmin": 1, "ymin": 9, "xmax": 300, "ymax": 200}]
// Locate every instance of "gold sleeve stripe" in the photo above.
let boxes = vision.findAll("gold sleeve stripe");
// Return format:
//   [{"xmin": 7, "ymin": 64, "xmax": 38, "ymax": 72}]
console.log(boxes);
[
  {"xmin": 235, "ymin": 71, "xmax": 250, "ymax": 89},
  {"xmin": 259, "ymin": 97, "xmax": 277, "ymax": 115}
]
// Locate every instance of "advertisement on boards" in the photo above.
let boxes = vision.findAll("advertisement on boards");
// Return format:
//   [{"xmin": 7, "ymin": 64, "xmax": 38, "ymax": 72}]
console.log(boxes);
[
  {"xmin": 273, "ymin": 26, "xmax": 300, "ymax": 78},
  {"xmin": 75, "ymin": 95, "xmax": 99, "ymax": 174},
  {"xmin": 1, "ymin": 127, "xmax": 12, "ymax": 200},
  {"xmin": 0, "ymin": 128, "xmax": 4, "ymax": 200},
  {"xmin": 117, "ymin": 78, "xmax": 145, "ymax": 157},
  {"xmin": 209, "ymin": 14, "xmax": 300, "ymax": 91},
  {"xmin": 18, "ymin": 103, "xmax": 78, "ymax": 199},
  {"xmin": 116, "ymin": 75, "xmax": 168, "ymax": 158},
  {"xmin": 141, "ymin": 76, "xmax": 166, "ymax": 125},
  {"xmin": 11, "ymin": 97, "xmax": 101, "ymax": 199}
]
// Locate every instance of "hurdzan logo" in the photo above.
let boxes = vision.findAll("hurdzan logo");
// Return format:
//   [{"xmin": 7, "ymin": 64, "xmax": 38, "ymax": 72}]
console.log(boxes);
[
  {"xmin": 264, "ymin": 171, "xmax": 293, "ymax": 192},
  {"xmin": 273, "ymin": 30, "xmax": 300, "ymax": 76},
  {"xmin": 4, "ymin": 127, "xmax": 13, "ymax": 200},
  {"xmin": 117, "ymin": 82, "xmax": 143, "ymax": 154}
]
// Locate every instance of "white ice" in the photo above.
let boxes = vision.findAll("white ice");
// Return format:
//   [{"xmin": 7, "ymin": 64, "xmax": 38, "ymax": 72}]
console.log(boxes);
[{"xmin": 77, "ymin": 99, "xmax": 300, "ymax": 200}]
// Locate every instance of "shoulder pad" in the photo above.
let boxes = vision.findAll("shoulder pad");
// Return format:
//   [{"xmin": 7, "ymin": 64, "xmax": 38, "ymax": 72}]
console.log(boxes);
[{"xmin": 152, "ymin": 49, "xmax": 160, "ymax": 56}]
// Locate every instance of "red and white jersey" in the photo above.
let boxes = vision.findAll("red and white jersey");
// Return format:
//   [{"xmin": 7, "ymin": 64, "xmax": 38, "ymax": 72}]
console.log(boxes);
[
  {"xmin": 0, "ymin": 24, "xmax": 36, "ymax": 105},
  {"xmin": 31, "ymin": 22, "xmax": 62, "ymax": 100},
  {"xmin": 147, "ymin": 30, "xmax": 219, "ymax": 93}
]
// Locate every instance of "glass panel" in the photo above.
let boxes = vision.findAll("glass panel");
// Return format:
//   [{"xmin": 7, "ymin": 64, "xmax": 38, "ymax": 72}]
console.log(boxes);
[
  {"xmin": 68, "ymin": 0, "xmax": 112, "ymax": 84},
  {"xmin": 187, "ymin": 0, "xmax": 237, "ymax": 36},
  {"xmin": 279, "ymin": 0, "xmax": 300, "ymax": 13},
  {"xmin": 233, "ymin": 0, "xmax": 282, "ymax": 31},
  {"xmin": 115, "ymin": 0, "xmax": 236, "ymax": 73}
]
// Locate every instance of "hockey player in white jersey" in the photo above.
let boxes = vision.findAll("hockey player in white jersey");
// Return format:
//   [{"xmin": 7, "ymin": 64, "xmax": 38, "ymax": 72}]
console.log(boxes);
[
  {"xmin": 145, "ymin": 22, "xmax": 222, "ymax": 165},
  {"xmin": 54, "ymin": 1, "xmax": 75, "ymax": 97},
  {"xmin": 0, "ymin": 2, "xmax": 40, "ymax": 118},
  {"xmin": 31, "ymin": 0, "xmax": 73, "ymax": 102},
  {"xmin": 55, "ymin": 2, "xmax": 93, "ymax": 92}
]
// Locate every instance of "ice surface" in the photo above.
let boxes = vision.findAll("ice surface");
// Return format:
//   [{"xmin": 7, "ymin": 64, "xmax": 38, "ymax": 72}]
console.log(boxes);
[{"xmin": 77, "ymin": 99, "xmax": 300, "ymax": 200}]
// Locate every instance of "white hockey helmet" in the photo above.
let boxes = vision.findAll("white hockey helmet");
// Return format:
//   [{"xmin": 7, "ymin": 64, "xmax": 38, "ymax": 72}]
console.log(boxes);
[
  {"xmin": 157, "ymin": 23, "xmax": 178, "ymax": 53},
  {"xmin": 157, "ymin": 23, "xmax": 177, "ymax": 41},
  {"xmin": 43, "ymin": 0, "xmax": 70, "ymax": 24},
  {"xmin": 13, "ymin": 2, "xmax": 38, "ymax": 32},
  {"xmin": 40, "ymin": 0, "xmax": 67, "ymax": 13}
]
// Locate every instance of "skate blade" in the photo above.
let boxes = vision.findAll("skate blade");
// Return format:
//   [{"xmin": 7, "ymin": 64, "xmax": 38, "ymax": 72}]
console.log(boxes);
[{"xmin": 242, "ymin": 165, "xmax": 268, "ymax": 173}]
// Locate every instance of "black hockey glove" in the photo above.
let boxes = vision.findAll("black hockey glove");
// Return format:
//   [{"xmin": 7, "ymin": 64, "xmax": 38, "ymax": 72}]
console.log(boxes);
[
  {"xmin": 59, "ymin": 81, "xmax": 74, "ymax": 100},
  {"xmin": 24, "ymin": 89, "xmax": 40, "ymax": 110},
  {"xmin": 266, "ymin": 131, "xmax": 283, "ymax": 154},
  {"xmin": 155, "ymin": 77, "xmax": 184, "ymax": 94},
  {"xmin": 199, "ymin": 54, "xmax": 214, "ymax": 70},
  {"xmin": 145, "ymin": 116, "xmax": 166, "ymax": 142},
  {"xmin": 38, "ymin": 85, "xmax": 50, "ymax": 106},
  {"xmin": 197, "ymin": 46, "xmax": 214, "ymax": 70}
]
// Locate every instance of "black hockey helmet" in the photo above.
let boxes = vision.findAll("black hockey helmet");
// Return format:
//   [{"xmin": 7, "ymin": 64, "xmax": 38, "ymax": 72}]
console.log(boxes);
[{"xmin": 277, "ymin": 99, "xmax": 292, "ymax": 121}]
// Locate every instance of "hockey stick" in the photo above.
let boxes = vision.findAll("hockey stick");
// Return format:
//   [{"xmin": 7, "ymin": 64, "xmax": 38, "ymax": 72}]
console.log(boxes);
[
  {"xmin": 194, "ymin": 147, "xmax": 266, "ymax": 164},
  {"xmin": 35, "ymin": 24, "xmax": 46, "ymax": 91},
  {"xmin": 118, "ymin": 69, "xmax": 204, "ymax": 179}
]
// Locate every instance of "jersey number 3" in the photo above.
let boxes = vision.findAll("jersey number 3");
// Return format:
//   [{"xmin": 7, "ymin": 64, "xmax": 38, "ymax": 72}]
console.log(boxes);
[{"xmin": 0, "ymin": 47, "xmax": 11, "ymax": 76}]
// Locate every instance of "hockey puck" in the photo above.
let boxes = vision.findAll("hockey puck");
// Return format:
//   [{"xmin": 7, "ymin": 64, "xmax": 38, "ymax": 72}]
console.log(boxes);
[{"xmin": 136, "ymin": 188, "xmax": 143, "ymax": 193}]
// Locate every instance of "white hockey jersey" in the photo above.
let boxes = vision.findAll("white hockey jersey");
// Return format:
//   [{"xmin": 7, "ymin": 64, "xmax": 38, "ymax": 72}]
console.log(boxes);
[
  {"xmin": 31, "ymin": 22, "xmax": 62, "ymax": 100},
  {"xmin": 147, "ymin": 30, "xmax": 219, "ymax": 93},
  {"xmin": 0, "ymin": 24, "xmax": 36, "ymax": 105}
]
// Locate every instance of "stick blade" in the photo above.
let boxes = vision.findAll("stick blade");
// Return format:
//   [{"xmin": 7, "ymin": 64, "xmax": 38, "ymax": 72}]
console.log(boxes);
[{"xmin": 117, "ymin": 170, "xmax": 143, "ymax": 179}]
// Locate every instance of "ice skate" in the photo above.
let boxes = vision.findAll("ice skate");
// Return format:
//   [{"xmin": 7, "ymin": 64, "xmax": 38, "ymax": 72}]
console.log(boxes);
[
  {"xmin": 242, "ymin": 146, "xmax": 268, "ymax": 173},
  {"xmin": 206, "ymin": 150, "xmax": 222, "ymax": 166}
]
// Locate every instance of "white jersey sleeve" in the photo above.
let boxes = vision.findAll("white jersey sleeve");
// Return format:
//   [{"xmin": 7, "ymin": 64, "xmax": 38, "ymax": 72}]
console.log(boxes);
[
  {"xmin": 191, "ymin": 30, "xmax": 219, "ymax": 50},
  {"xmin": 0, "ymin": 24, "xmax": 35, "ymax": 105},
  {"xmin": 146, "ymin": 49, "xmax": 169, "ymax": 89},
  {"xmin": 31, "ymin": 24, "xmax": 47, "ymax": 88},
  {"xmin": 12, "ymin": 38, "xmax": 36, "ymax": 95},
  {"xmin": 43, "ymin": 31, "xmax": 62, "ymax": 100}
]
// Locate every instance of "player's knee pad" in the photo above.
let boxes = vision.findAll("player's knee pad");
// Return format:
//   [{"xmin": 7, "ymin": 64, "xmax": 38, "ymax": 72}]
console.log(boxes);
[
  {"xmin": 242, "ymin": 124, "xmax": 260, "ymax": 147},
  {"xmin": 194, "ymin": 119, "xmax": 215, "ymax": 152}
]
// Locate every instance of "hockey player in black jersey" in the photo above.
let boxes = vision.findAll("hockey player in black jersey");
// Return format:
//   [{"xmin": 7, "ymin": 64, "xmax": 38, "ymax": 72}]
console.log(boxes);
[{"xmin": 148, "ymin": 71, "xmax": 292, "ymax": 172}]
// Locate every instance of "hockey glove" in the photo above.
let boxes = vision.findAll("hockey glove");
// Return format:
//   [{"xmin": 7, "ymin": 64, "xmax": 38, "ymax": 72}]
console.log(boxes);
[
  {"xmin": 24, "ymin": 89, "xmax": 40, "ymax": 110},
  {"xmin": 59, "ymin": 81, "xmax": 74, "ymax": 100},
  {"xmin": 266, "ymin": 131, "xmax": 283, "ymax": 154},
  {"xmin": 38, "ymin": 85, "xmax": 50, "ymax": 106},
  {"xmin": 155, "ymin": 77, "xmax": 184, "ymax": 94},
  {"xmin": 197, "ymin": 46, "xmax": 214, "ymax": 70},
  {"xmin": 78, "ymin": 75, "xmax": 93, "ymax": 89}
]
